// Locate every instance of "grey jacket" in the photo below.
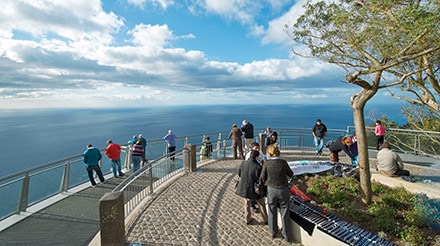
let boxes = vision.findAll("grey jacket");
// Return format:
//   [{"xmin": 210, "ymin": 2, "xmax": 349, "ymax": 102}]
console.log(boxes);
[{"xmin": 376, "ymin": 148, "xmax": 404, "ymax": 175}]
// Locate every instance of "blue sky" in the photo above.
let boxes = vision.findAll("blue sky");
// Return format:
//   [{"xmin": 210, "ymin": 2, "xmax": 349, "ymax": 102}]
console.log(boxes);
[{"xmin": 0, "ymin": 0, "xmax": 398, "ymax": 109}]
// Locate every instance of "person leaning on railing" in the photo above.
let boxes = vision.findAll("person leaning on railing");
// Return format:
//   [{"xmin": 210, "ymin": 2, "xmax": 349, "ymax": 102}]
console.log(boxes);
[{"xmin": 82, "ymin": 144, "xmax": 105, "ymax": 187}]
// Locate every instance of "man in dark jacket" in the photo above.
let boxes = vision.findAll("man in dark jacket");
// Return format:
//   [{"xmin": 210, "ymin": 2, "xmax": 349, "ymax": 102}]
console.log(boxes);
[
  {"xmin": 236, "ymin": 150, "xmax": 268, "ymax": 225},
  {"xmin": 328, "ymin": 136, "xmax": 355, "ymax": 163},
  {"xmin": 312, "ymin": 119, "xmax": 327, "ymax": 155},
  {"xmin": 241, "ymin": 120, "xmax": 254, "ymax": 151},
  {"xmin": 83, "ymin": 144, "xmax": 105, "ymax": 187}
]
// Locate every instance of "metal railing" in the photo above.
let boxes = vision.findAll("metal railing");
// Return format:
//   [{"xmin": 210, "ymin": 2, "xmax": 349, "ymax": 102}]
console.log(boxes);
[
  {"xmin": 1, "ymin": 127, "xmax": 438, "ymax": 223},
  {"xmin": 348, "ymin": 126, "xmax": 440, "ymax": 156}
]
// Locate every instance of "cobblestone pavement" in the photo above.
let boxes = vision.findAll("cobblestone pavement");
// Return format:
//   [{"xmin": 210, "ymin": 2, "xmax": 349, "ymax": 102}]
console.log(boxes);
[{"xmin": 125, "ymin": 159, "xmax": 300, "ymax": 246}]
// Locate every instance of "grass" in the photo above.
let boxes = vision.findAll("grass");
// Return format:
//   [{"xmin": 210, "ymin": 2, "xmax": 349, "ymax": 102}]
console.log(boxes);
[{"xmin": 294, "ymin": 174, "xmax": 440, "ymax": 246}]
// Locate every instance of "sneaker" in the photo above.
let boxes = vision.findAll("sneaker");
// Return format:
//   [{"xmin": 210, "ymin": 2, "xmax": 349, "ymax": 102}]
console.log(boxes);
[
  {"xmin": 91, "ymin": 184, "xmax": 96, "ymax": 187},
  {"xmin": 119, "ymin": 173, "xmax": 125, "ymax": 177}
]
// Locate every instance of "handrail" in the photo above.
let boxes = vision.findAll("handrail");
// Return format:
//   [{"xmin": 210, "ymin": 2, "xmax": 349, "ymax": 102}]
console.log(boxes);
[{"xmin": 1, "ymin": 127, "xmax": 439, "ymax": 222}]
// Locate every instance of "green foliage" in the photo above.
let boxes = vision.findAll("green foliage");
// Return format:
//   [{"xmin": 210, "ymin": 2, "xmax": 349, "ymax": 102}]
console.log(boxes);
[{"xmin": 306, "ymin": 177, "xmax": 436, "ymax": 244}]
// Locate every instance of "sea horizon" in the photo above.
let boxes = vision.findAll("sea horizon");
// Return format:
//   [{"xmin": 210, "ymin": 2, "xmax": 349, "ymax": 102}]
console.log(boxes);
[{"xmin": 0, "ymin": 103, "xmax": 406, "ymax": 177}]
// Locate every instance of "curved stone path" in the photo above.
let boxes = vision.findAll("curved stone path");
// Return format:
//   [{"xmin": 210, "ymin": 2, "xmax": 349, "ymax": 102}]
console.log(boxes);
[{"xmin": 125, "ymin": 159, "xmax": 300, "ymax": 245}]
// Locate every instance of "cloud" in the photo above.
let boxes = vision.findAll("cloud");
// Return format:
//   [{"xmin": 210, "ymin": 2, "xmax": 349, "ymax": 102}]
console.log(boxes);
[{"xmin": 0, "ymin": 0, "xmax": 395, "ymax": 109}]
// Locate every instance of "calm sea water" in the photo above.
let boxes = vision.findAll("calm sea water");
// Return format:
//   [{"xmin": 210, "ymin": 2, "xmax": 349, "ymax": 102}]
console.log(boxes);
[{"xmin": 0, "ymin": 104, "xmax": 405, "ymax": 177}]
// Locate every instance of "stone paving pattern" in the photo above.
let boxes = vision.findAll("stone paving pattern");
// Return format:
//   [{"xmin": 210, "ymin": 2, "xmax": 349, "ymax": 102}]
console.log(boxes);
[
  {"xmin": 125, "ymin": 159, "xmax": 300, "ymax": 245},
  {"xmin": 1, "ymin": 150, "xmax": 439, "ymax": 245}
]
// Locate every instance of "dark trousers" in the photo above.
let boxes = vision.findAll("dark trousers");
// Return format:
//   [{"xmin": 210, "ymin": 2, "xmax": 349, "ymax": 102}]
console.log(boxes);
[
  {"xmin": 232, "ymin": 140, "xmax": 244, "ymax": 159},
  {"xmin": 376, "ymin": 135, "xmax": 384, "ymax": 150},
  {"xmin": 86, "ymin": 165, "xmax": 105, "ymax": 186},
  {"xmin": 168, "ymin": 146, "xmax": 176, "ymax": 160}
]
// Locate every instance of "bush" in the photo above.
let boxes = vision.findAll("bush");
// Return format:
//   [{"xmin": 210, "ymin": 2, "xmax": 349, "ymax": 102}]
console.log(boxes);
[{"xmin": 301, "ymin": 176, "xmax": 437, "ymax": 245}]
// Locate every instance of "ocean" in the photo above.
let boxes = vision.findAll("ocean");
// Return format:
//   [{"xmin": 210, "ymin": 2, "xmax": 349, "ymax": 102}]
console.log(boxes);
[{"xmin": 0, "ymin": 104, "xmax": 405, "ymax": 177}]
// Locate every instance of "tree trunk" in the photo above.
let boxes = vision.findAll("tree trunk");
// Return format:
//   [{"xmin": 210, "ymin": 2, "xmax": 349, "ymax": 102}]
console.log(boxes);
[{"xmin": 352, "ymin": 105, "xmax": 372, "ymax": 204}]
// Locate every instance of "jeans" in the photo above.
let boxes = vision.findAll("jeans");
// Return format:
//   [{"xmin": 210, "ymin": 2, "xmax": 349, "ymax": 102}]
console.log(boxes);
[
  {"xmin": 314, "ymin": 137, "xmax": 324, "ymax": 154},
  {"xmin": 110, "ymin": 158, "xmax": 123, "ymax": 177},
  {"xmin": 132, "ymin": 155, "xmax": 141, "ymax": 172}
]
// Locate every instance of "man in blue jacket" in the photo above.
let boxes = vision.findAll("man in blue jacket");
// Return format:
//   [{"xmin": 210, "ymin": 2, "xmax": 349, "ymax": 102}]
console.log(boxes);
[{"xmin": 83, "ymin": 144, "xmax": 105, "ymax": 187}]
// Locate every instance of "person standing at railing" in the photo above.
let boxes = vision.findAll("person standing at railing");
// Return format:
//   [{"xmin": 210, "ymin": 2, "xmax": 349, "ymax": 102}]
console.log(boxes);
[
  {"xmin": 128, "ymin": 135, "xmax": 138, "ymax": 144},
  {"xmin": 266, "ymin": 131, "xmax": 278, "ymax": 147},
  {"xmin": 82, "ymin": 144, "xmax": 105, "ymax": 187},
  {"xmin": 131, "ymin": 140, "xmax": 144, "ymax": 172},
  {"xmin": 105, "ymin": 140, "xmax": 124, "ymax": 178},
  {"xmin": 163, "ymin": 130, "xmax": 177, "ymax": 161},
  {"xmin": 138, "ymin": 133, "xmax": 147, "ymax": 166},
  {"xmin": 228, "ymin": 124, "xmax": 244, "ymax": 159},
  {"xmin": 375, "ymin": 120, "xmax": 386, "ymax": 150},
  {"xmin": 241, "ymin": 120, "xmax": 254, "ymax": 152},
  {"xmin": 312, "ymin": 119, "xmax": 327, "ymax": 156},
  {"xmin": 200, "ymin": 136, "xmax": 213, "ymax": 161}
]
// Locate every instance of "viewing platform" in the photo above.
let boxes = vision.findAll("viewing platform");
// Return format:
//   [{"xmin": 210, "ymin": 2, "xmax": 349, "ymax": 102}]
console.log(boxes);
[{"xmin": 1, "ymin": 148, "xmax": 439, "ymax": 245}]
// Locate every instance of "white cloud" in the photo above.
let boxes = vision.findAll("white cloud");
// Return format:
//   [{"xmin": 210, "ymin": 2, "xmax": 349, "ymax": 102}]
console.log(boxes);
[
  {"xmin": 127, "ymin": 0, "xmax": 174, "ymax": 9},
  {"xmin": 0, "ymin": 0, "xmax": 397, "ymax": 109}
]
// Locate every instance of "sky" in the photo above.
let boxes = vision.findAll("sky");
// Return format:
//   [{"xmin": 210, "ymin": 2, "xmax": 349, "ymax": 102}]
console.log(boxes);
[{"xmin": 0, "ymin": 0, "xmax": 400, "ymax": 109}]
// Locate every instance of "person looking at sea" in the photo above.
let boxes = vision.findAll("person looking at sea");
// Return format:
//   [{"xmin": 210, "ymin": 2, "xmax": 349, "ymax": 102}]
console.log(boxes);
[
  {"xmin": 241, "ymin": 120, "xmax": 254, "ymax": 152},
  {"xmin": 105, "ymin": 140, "xmax": 124, "ymax": 178},
  {"xmin": 163, "ymin": 130, "xmax": 177, "ymax": 161},
  {"xmin": 82, "ymin": 144, "xmax": 105, "ymax": 187},
  {"xmin": 228, "ymin": 124, "xmax": 244, "ymax": 159},
  {"xmin": 131, "ymin": 140, "xmax": 144, "ymax": 172},
  {"xmin": 138, "ymin": 133, "xmax": 147, "ymax": 166},
  {"xmin": 375, "ymin": 120, "xmax": 386, "ymax": 150}
]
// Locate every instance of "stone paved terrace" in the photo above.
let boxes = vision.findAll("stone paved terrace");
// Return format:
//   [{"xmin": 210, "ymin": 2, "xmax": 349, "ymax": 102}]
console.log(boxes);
[
  {"xmin": 0, "ymin": 150, "xmax": 439, "ymax": 245},
  {"xmin": 124, "ymin": 158, "xmax": 300, "ymax": 246}
]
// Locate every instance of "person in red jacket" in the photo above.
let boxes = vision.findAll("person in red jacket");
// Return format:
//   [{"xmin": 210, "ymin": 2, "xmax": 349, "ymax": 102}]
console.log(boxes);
[
  {"xmin": 105, "ymin": 140, "xmax": 124, "ymax": 178},
  {"xmin": 375, "ymin": 120, "xmax": 386, "ymax": 150}
]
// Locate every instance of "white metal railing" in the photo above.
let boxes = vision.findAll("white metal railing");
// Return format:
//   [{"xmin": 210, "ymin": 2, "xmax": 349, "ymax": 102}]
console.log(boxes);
[{"xmin": 1, "ymin": 127, "xmax": 438, "ymax": 223}]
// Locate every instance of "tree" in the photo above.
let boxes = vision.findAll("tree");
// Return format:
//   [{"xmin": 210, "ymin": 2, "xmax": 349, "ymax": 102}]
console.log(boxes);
[{"xmin": 286, "ymin": 0, "xmax": 440, "ymax": 204}]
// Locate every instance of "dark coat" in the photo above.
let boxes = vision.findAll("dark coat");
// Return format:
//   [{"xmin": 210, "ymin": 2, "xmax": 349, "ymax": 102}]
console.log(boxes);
[
  {"xmin": 241, "ymin": 123, "xmax": 254, "ymax": 138},
  {"xmin": 236, "ymin": 159, "xmax": 262, "ymax": 199},
  {"xmin": 328, "ymin": 136, "xmax": 355, "ymax": 160}
]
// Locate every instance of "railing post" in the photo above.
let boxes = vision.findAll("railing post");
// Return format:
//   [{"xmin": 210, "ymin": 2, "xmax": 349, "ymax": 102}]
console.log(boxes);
[
  {"xmin": 217, "ymin": 133, "xmax": 222, "ymax": 156},
  {"xmin": 99, "ymin": 192, "xmax": 125, "ymax": 246},
  {"xmin": 184, "ymin": 144, "xmax": 196, "ymax": 172},
  {"xmin": 17, "ymin": 172, "xmax": 30, "ymax": 213},
  {"xmin": 148, "ymin": 163, "xmax": 153, "ymax": 194},
  {"xmin": 61, "ymin": 160, "xmax": 70, "ymax": 192},
  {"xmin": 222, "ymin": 140, "xmax": 227, "ymax": 158}
]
